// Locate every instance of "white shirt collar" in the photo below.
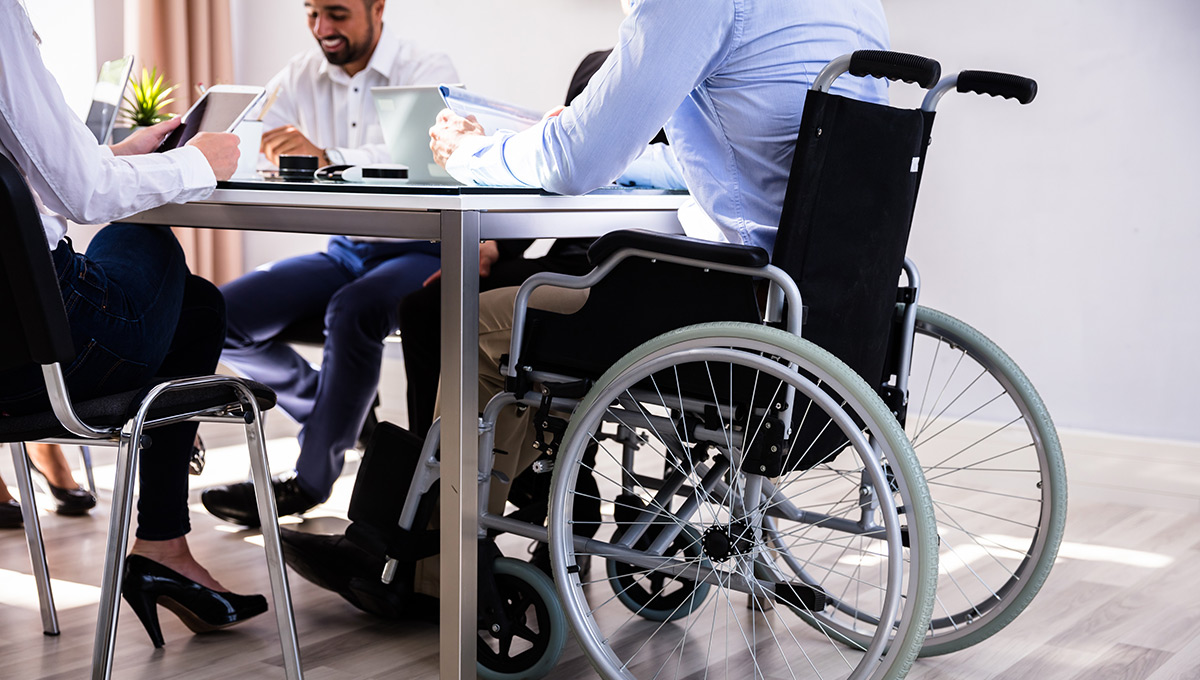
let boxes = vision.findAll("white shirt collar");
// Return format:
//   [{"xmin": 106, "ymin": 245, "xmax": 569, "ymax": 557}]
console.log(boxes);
[{"xmin": 317, "ymin": 21, "xmax": 399, "ymax": 83}]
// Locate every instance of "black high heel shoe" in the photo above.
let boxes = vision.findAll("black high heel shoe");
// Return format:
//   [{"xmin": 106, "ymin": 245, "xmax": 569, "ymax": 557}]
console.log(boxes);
[
  {"xmin": 121, "ymin": 554, "xmax": 268, "ymax": 648},
  {"xmin": 28, "ymin": 463, "xmax": 96, "ymax": 516}
]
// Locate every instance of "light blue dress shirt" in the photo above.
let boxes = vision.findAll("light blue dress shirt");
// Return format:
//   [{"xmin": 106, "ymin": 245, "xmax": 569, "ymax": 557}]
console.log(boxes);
[{"xmin": 446, "ymin": 0, "xmax": 890, "ymax": 251}]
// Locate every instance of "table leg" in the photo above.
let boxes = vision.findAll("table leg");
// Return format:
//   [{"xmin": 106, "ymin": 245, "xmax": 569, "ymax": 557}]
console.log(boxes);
[{"xmin": 439, "ymin": 210, "xmax": 480, "ymax": 680}]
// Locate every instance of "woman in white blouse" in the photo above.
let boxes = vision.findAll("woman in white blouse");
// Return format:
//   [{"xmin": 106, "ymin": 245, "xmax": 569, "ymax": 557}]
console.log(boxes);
[{"xmin": 0, "ymin": 0, "xmax": 266, "ymax": 648}]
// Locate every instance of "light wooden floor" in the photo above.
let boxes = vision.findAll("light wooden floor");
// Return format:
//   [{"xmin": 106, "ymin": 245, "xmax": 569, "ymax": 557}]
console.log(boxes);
[{"xmin": 1, "ymin": 355, "xmax": 1197, "ymax": 679}]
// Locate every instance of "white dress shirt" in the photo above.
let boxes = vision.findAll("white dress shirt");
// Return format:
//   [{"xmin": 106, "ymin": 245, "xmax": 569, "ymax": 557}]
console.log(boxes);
[
  {"xmin": 446, "ymin": 0, "xmax": 890, "ymax": 252},
  {"xmin": 0, "ymin": 0, "xmax": 217, "ymax": 248},
  {"xmin": 261, "ymin": 22, "xmax": 459, "ymax": 167}
]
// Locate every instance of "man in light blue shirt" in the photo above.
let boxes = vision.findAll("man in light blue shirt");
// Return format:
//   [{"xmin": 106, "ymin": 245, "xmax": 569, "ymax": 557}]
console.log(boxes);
[
  {"xmin": 432, "ymin": 0, "xmax": 889, "ymax": 252},
  {"xmin": 420, "ymin": 0, "xmax": 892, "ymax": 562}
]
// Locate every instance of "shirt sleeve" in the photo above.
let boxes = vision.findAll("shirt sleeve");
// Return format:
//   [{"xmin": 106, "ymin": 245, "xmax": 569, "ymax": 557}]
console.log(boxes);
[
  {"xmin": 0, "ymin": 0, "xmax": 215, "ymax": 226},
  {"xmin": 444, "ymin": 0, "xmax": 734, "ymax": 194}
]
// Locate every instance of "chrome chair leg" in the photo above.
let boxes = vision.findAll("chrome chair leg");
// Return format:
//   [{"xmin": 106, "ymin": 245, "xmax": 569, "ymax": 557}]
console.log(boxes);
[
  {"xmin": 239, "ymin": 387, "xmax": 303, "ymax": 680},
  {"xmin": 90, "ymin": 428, "xmax": 141, "ymax": 680},
  {"xmin": 11, "ymin": 442, "xmax": 59, "ymax": 636},
  {"xmin": 80, "ymin": 445, "xmax": 97, "ymax": 496}
]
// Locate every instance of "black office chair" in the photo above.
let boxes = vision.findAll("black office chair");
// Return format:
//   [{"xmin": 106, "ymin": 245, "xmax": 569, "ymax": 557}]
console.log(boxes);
[{"xmin": 0, "ymin": 154, "xmax": 303, "ymax": 680}]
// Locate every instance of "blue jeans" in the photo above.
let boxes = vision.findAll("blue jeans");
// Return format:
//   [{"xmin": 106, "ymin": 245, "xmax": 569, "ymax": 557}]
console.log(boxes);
[
  {"xmin": 220, "ymin": 236, "xmax": 440, "ymax": 500},
  {"xmin": 0, "ymin": 224, "xmax": 226, "ymax": 540}
]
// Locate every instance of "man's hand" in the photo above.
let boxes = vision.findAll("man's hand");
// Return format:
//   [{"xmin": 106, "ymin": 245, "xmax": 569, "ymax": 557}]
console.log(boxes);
[
  {"xmin": 187, "ymin": 132, "xmax": 241, "ymax": 181},
  {"xmin": 108, "ymin": 117, "xmax": 182, "ymax": 156},
  {"xmin": 423, "ymin": 240, "xmax": 501, "ymax": 287},
  {"xmin": 261, "ymin": 125, "xmax": 328, "ymax": 166},
  {"xmin": 429, "ymin": 109, "xmax": 484, "ymax": 169}
]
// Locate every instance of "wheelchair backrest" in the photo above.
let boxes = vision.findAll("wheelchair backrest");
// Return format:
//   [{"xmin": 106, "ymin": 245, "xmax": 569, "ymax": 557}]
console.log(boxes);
[{"xmin": 772, "ymin": 90, "xmax": 929, "ymax": 393}]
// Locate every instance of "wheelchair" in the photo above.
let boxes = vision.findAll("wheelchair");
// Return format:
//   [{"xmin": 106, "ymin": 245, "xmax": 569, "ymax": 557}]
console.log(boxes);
[{"xmin": 344, "ymin": 51, "xmax": 1064, "ymax": 680}]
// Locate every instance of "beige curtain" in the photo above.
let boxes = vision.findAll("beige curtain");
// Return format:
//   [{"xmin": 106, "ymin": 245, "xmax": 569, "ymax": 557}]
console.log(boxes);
[{"xmin": 134, "ymin": 0, "xmax": 243, "ymax": 285}]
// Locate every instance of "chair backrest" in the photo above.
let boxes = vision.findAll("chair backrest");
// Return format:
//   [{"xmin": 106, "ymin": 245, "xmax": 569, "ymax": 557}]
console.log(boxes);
[
  {"xmin": 0, "ymin": 153, "xmax": 77, "ymax": 372},
  {"xmin": 771, "ymin": 90, "xmax": 929, "ymax": 392}
]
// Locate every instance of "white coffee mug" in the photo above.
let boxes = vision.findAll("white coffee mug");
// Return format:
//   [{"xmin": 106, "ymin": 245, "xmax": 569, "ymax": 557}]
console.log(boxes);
[{"xmin": 231, "ymin": 119, "xmax": 264, "ymax": 180}]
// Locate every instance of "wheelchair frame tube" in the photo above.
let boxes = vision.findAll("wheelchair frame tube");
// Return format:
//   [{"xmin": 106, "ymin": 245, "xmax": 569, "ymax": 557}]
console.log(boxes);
[
  {"xmin": 922, "ymin": 74, "xmax": 958, "ymax": 112},
  {"xmin": 507, "ymin": 250, "xmax": 802, "ymax": 378},
  {"xmin": 813, "ymin": 54, "xmax": 854, "ymax": 93},
  {"xmin": 894, "ymin": 258, "xmax": 922, "ymax": 399}
]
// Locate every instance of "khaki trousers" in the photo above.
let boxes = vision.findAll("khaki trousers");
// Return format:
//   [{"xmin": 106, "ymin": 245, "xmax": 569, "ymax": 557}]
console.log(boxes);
[{"xmin": 414, "ymin": 284, "xmax": 588, "ymax": 597}]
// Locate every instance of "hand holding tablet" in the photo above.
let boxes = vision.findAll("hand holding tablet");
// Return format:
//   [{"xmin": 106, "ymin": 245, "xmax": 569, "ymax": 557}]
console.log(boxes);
[{"xmin": 156, "ymin": 85, "xmax": 266, "ymax": 152}]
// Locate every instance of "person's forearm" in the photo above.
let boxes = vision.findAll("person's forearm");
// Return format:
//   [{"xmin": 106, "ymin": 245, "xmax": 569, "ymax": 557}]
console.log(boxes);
[
  {"xmin": 0, "ymin": 1, "xmax": 214, "ymax": 224},
  {"xmin": 442, "ymin": 0, "xmax": 734, "ymax": 193}
]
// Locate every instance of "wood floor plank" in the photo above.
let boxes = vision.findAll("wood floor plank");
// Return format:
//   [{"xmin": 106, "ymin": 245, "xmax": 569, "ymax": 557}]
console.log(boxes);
[
  {"xmin": 1145, "ymin": 633, "xmax": 1200, "ymax": 680},
  {"xmin": 1066, "ymin": 643, "xmax": 1171, "ymax": 680}
]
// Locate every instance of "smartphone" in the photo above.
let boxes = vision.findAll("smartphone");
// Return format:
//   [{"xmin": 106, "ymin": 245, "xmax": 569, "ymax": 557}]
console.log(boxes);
[{"xmin": 156, "ymin": 84, "xmax": 266, "ymax": 152}]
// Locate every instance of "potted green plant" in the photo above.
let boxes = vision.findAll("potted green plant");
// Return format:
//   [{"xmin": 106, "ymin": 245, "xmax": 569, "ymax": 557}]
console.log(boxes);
[{"xmin": 113, "ymin": 67, "xmax": 178, "ymax": 142}]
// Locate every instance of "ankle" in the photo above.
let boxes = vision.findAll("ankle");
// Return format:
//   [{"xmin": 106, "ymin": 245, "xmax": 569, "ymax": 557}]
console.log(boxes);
[
  {"xmin": 27, "ymin": 444, "xmax": 80, "ymax": 490},
  {"xmin": 130, "ymin": 538, "xmax": 228, "ymax": 592}
]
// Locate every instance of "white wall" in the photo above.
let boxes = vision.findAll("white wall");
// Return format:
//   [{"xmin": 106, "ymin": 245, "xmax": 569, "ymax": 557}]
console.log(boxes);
[
  {"xmin": 231, "ymin": 1, "xmax": 1200, "ymax": 442},
  {"xmin": 882, "ymin": 0, "xmax": 1200, "ymax": 441},
  {"xmin": 24, "ymin": 0, "xmax": 97, "ymax": 117}
]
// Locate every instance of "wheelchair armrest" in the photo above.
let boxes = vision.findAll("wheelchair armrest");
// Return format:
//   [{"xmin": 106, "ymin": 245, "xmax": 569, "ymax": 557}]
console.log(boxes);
[
  {"xmin": 587, "ymin": 229, "xmax": 770, "ymax": 268},
  {"xmin": 507, "ymin": 231, "xmax": 797, "ymax": 379}
]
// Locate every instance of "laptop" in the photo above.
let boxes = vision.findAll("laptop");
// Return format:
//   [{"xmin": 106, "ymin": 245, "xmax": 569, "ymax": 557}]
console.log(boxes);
[
  {"xmin": 84, "ymin": 55, "xmax": 135, "ymax": 144},
  {"xmin": 371, "ymin": 85, "xmax": 460, "ymax": 183}
]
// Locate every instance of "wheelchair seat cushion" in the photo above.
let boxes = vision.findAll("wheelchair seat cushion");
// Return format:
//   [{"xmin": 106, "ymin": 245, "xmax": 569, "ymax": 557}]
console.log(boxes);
[
  {"xmin": 0, "ymin": 380, "xmax": 276, "ymax": 443},
  {"xmin": 587, "ymin": 229, "xmax": 770, "ymax": 268}
]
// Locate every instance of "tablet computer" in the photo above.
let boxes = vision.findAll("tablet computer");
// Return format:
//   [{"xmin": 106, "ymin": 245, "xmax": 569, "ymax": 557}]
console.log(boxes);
[
  {"xmin": 156, "ymin": 85, "xmax": 266, "ymax": 152},
  {"xmin": 372, "ymin": 84, "xmax": 463, "ymax": 182},
  {"xmin": 84, "ymin": 55, "xmax": 134, "ymax": 144}
]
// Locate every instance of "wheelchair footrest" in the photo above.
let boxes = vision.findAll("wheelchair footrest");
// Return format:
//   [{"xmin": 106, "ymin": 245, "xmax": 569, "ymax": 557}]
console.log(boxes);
[
  {"xmin": 773, "ymin": 581, "xmax": 829, "ymax": 612},
  {"xmin": 346, "ymin": 522, "xmax": 441, "ymax": 563}
]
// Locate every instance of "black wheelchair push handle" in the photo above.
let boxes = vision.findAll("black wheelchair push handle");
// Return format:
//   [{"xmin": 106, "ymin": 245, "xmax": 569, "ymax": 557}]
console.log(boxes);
[
  {"xmin": 848, "ymin": 51, "xmax": 942, "ymax": 89},
  {"xmin": 956, "ymin": 70, "xmax": 1038, "ymax": 105}
]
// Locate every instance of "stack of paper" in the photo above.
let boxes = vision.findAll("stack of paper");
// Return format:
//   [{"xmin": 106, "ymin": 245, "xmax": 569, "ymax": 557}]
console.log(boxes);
[{"xmin": 439, "ymin": 85, "xmax": 543, "ymax": 136}]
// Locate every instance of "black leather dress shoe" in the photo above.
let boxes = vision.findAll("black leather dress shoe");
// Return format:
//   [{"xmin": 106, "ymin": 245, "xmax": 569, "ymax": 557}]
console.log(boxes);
[
  {"xmin": 200, "ymin": 476, "xmax": 319, "ymax": 527},
  {"xmin": 279, "ymin": 528, "xmax": 437, "ymax": 622},
  {"xmin": 280, "ymin": 528, "xmax": 381, "ymax": 602},
  {"xmin": 0, "ymin": 500, "xmax": 23, "ymax": 529}
]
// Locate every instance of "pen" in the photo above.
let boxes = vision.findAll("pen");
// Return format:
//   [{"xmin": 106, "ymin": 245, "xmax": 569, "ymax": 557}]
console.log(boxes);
[{"xmin": 258, "ymin": 85, "xmax": 282, "ymax": 121}]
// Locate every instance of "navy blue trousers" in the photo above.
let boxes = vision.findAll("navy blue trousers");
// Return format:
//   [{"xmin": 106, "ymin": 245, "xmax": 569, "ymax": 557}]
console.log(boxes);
[
  {"xmin": 0, "ymin": 224, "xmax": 225, "ymax": 540},
  {"xmin": 219, "ymin": 236, "xmax": 440, "ymax": 500}
]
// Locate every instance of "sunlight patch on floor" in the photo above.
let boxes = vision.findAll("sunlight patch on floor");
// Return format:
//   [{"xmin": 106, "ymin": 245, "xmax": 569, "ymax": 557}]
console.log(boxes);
[
  {"xmin": 938, "ymin": 533, "xmax": 1173, "ymax": 576},
  {"xmin": 0, "ymin": 567, "xmax": 100, "ymax": 610}
]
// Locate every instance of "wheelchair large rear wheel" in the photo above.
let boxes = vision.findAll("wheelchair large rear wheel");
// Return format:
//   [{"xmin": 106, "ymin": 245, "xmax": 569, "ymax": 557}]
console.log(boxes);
[
  {"xmin": 548, "ymin": 322, "xmax": 937, "ymax": 680},
  {"xmin": 903, "ymin": 306, "xmax": 1067, "ymax": 656}
]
